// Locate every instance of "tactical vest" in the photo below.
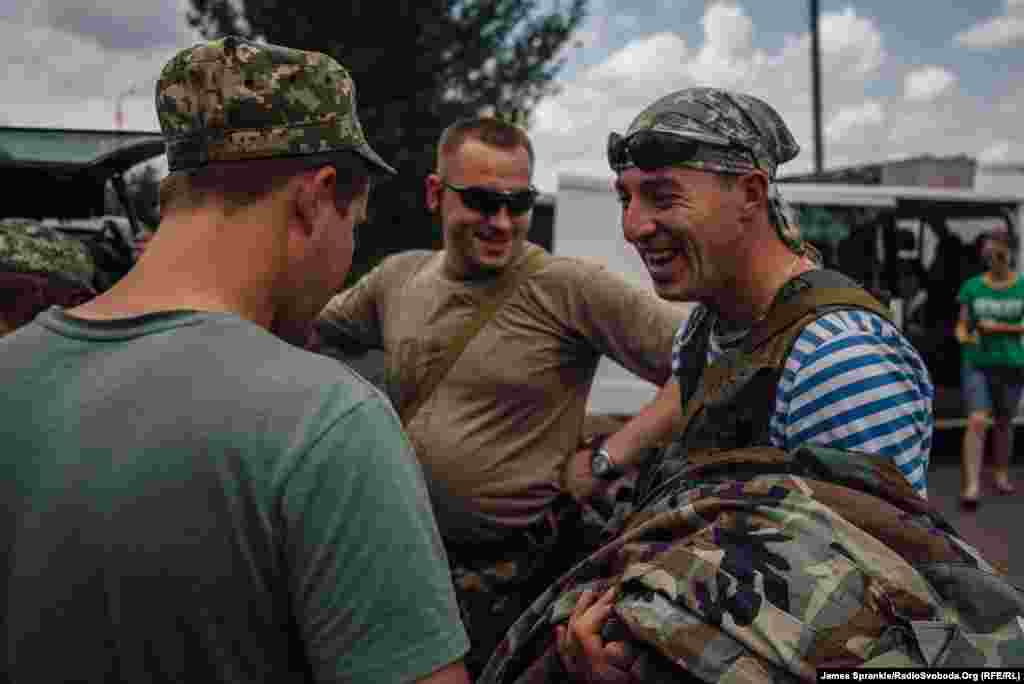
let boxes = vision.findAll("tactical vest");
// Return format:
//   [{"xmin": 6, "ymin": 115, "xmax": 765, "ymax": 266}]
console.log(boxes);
[{"xmin": 650, "ymin": 269, "xmax": 893, "ymax": 492}]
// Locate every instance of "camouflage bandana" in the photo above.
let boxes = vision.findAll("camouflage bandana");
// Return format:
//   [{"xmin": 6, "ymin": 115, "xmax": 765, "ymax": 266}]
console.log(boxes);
[
  {"xmin": 0, "ymin": 219, "xmax": 96, "ymax": 291},
  {"xmin": 768, "ymin": 185, "xmax": 806, "ymax": 254},
  {"xmin": 156, "ymin": 36, "xmax": 396, "ymax": 176},
  {"xmin": 614, "ymin": 87, "xmax": 806, "ymax": 254}
]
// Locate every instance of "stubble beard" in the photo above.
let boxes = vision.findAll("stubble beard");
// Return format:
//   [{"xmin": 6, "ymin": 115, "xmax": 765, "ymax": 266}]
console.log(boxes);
[
  {"xmin": 451, "ymin": 220, "xmax": 523, "ymax": 278},
  {"xmin": 651, "ymin": 236, "xmax": 704, "ymax": 303}
]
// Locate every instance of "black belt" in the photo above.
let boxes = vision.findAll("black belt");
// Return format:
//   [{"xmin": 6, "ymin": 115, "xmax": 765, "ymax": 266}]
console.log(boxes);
[{"xmin": 444, "ymin": 494, "xmax": 577, "ymax": 563}]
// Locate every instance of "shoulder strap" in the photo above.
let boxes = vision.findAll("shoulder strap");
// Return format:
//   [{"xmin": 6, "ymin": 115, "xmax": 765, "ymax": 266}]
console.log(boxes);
[
  {"xmin": 675, "ymin": 305, "xmax": 715, "ymax": 408},
  {"xmin": 674, "ymin": 271, "xmax": 892, "ymax": 441},
  {"xmin": 746, "ymin": 271, "xmax": 892, "ymax": 351},
  {"xmin": 399, "ymin": 250, "xmax": 548, "ymax": 424}
]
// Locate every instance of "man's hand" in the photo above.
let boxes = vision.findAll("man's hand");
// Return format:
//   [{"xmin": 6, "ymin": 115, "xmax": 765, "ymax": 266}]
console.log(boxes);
[
  {"xmin": 954, "ymin": 326, "xmax": 978, "ymax": 345},
  {"xmin": 556, "ymin": 587, "xmax": 637, "ymax": 683},
  {"xmin": 564, "ymin": 446, "xmax": 606, "ymax": 502}
]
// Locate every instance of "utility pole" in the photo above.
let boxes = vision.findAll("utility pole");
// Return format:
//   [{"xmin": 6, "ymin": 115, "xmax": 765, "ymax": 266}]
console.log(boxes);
[
  {"xmin": 114, "ymin": 80, "xmax": 154, "ymax": 130},
  {"xmin": 810, "ymin": 0, "xmax": 824, "ymax": 176},
  {"xmin": 115, "ymin": 87, "xmax": 135, "ymax": 130}
]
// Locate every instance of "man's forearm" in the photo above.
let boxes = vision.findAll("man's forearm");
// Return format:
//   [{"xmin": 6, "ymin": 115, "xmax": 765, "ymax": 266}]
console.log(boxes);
[
  {"xmin": 605, "ymin": 377, "xmax": 682, "ymax": 469},
  {"xmin": 980, "ymin": 320, "xmax": 1024, "ymax": 335},
  {"xmin": 995, "ymin": 322, "xmax": 1024, "ymax": 334}
]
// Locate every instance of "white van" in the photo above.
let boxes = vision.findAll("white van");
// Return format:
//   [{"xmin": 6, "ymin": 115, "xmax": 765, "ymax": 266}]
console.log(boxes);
[{"xmin": 552, "ymin": 171, "xmax": 1024, "ymax": 423}]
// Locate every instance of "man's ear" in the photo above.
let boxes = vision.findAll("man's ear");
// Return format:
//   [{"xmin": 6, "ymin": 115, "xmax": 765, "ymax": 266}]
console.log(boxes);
[
  {"xmin": 425, "ymin": 173, "xmax": 443, "ymax": 213},
  {"xmin": 738, "ymin": 171, "xmax": 770, "ymax": 218},
  {"xmin": 292, "ymin": 166, "xmax": 340, "ymax": 236}
]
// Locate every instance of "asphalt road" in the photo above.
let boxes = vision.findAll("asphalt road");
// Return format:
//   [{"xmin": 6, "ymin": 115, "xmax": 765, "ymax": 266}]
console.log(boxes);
[{"xmin": 925, "ymin": 431, "xmax": 1022, "ymax": 581}]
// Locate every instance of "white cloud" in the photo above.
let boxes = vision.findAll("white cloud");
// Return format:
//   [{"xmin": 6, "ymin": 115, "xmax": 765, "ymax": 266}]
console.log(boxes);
[
  {"xmin": 530, "ymin": 3, "xmax": 890, "ymax": 191},
  {"xmin": 532, "ymin": 98, "xmax": 577, "ymax": 137},
  {"xmin": 689, "ymin": 2, "xmax": 757, "ymax": 87},
  {"xmin": 819, "ymin": 7, "xmax": 886, "ymax": 76},
  {"xmin": 589, "ymin": 32, "xmax": 689, "ymax": 84},
  {"xmin": 825, "ymin": 100, "xmax": 884, "ymax": 143},
  {"xmin": 771, "ymin": 7, "xmax": 885, "ymax": 86},
  {"xmin": 980, "ymin": 141, "xmax": 1013, "ymax": 164},
  {"xmin": 904, "ymin": 66, "xmax": 958, "ymax": 102},
  {"xmin": 7, "ymin": 0, "xmax": 196, "ymax": 49},
  {"xmin": 955, "ymin": 0, "xmax": 1024, "ymax": 49},
  {"xmin": 1, "ymin": 0, "xmax": 199, "ymax": 131},
  {"xmin": 977, "ymin": 139, "xmax": 1024, "ymax": 165}
]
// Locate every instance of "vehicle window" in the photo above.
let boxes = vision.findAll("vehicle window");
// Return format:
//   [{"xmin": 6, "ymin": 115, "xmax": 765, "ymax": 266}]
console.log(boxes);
[
  {"xmin": 795, "ymin": 204, "xmax": 886, "ymax": 289},
  {"xmin": 103, "ymin": 155, "xmax": 167, "ymax": 230}
]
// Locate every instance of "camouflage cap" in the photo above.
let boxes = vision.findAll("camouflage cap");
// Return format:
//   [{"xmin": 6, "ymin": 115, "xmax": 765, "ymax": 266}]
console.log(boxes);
[
  {"xmin": 620, "ymin": 87, "xmax": 800, "ymax": 179},
  {"xmin": 156, "ymin": 36, "xmax": 396, "ymax": 176},
  {"xmin": 0, "ymin": 219, "xmax": 96, "ymax": 291}
]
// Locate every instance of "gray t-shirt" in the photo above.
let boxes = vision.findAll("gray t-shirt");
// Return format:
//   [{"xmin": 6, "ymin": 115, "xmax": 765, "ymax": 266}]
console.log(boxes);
[{"xmin": 0, "ymin": 308, "xmax": 468, "ymax": 683}]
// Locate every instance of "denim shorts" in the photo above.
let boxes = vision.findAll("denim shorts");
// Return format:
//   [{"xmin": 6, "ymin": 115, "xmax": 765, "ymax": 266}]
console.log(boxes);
[{"xmin": 961, "ymin": 362, "xmax": 1024, "ymax": 418}]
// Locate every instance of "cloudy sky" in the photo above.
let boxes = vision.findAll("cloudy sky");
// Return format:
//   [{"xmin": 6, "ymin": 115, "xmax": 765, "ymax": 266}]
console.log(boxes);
[{"xmin": 4, "ymin": 0, "xmax": 1023, "ymax": 192}]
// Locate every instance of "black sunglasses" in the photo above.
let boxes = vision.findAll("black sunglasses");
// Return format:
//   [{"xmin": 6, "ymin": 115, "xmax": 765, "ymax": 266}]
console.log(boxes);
[
  {"xmin": 607, "ymin": 130, "xmax": 758, "ymax": 173},
  {"xmin": 442, "ymin": 181, "xmax": 538, "ymax": 216}
]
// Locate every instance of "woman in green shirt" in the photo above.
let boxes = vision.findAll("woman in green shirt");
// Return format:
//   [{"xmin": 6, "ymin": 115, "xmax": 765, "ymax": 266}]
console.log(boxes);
[{"xmin": 956, "ymin": 230, "xmax": 1024, "ymax": 508}]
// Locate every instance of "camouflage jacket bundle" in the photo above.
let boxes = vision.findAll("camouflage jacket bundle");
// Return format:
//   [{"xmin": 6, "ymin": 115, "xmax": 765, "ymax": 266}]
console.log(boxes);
[{"xmin": 482, "ymin": 443, "xmax": 1024, "ymax": 682}]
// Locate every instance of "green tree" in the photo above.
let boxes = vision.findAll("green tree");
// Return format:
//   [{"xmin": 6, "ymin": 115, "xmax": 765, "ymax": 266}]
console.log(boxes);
[{"xmin": 186, "ymin": 0, "xmax": 587, "ymax": 283}]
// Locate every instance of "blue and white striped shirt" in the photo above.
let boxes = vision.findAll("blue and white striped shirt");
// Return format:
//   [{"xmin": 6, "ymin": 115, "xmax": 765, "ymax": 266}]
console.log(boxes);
[{"xmin": 671, "ymin": 307, "xmax": 934, "ymax": 497}]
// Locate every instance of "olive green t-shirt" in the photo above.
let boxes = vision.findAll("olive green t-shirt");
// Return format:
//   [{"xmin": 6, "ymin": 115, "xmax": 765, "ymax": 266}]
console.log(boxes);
[
  {"xmin": 317, "ymin": 243, "xmax": 685, "ymax": 542},
  {"xmin": 0, "ymin": 309, "xmax": 468, "ymax": 683},
  {"xmin": 958, "ymin": 274, "xmax": 1024, "ymax": 368}
]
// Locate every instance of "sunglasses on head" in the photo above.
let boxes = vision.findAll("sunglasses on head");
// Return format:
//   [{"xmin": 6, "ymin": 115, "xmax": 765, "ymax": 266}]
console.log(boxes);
[
  {"xmin": 607, "ymin": 130, "xmax": 757, "ymax": 173},
  {"xmin": 442, "ymin": 181, "xmax": 538, "ymax": 216}
]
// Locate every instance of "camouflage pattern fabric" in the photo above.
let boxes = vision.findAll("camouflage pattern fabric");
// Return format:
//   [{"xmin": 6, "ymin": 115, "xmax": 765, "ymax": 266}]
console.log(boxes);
[
  {"xmin": 0, "ymin": 219, "xmax": 97, "ymax": 331},
  {"xmin": 448, "ymin": 491, "xmax": 622, "ymax": 678},
  {"xmin": 610, "ymin": 87, "xmax": 805, "ymax": 254},
  {"xmin": 0, "ymin": 219, "xmax": 96, "ymax": 290},
  {"xmin": 156, "ymin": 36, "xmax": 395, "ymax": 175},
  {"xmin": 448, "ymin": 531, "xmax": 563, "ymax": 679},
  {"xmin": 480, "ymin": 445, "xmax": 1024, "ymax": 683}
]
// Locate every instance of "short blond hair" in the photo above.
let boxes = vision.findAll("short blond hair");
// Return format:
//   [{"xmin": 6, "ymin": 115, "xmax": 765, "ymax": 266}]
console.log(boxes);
[{"xmin": 436, "ymin": 116, "xmax": 534, "ymax": 177}]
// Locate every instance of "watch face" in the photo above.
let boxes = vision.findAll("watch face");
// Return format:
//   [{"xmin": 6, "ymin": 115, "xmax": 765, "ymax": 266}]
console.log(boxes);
[{"xmin": 591, "ymin": 449, "xmax": 614, "ymax": 479}]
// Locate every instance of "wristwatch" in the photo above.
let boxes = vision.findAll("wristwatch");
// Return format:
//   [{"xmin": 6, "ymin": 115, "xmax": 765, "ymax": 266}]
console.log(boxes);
[{"xmin": 590, "ymin": 436, "xmax": 623, "ymax": 481}]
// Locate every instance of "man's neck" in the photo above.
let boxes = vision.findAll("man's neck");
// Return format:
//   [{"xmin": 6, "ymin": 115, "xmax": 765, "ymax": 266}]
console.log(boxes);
[
  {"xmin": 706, "ymin": 241, "xmax": 811, "ymax": 330},
  {"xmin": 70, "ymin": 211, "xmax": 280, "ymax": 329},
  {"xmin": 442, "ymin": 257, "xmax": 497, "ymax": 282},
  {"xmin": 441, "ymin": 247, "xmax": 526, "ymax": 283}
]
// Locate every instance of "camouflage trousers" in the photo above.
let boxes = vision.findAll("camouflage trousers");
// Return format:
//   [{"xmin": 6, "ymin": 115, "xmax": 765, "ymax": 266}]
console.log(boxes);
[
  {"xmin": 481, "ymin": 445, "xmax": 1024, "ymax": 683},
  {"xmin": 446, "ymin": 496, "xmax": 595, "ymax": 678},
  {"xmin": 445, "ymin": 464, "xmax": 653, "ymax": 679}
]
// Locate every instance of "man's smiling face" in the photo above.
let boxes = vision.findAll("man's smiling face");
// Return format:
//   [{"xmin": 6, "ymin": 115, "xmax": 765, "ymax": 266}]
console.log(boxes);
[{"xmin": 615, "ymin": 164, "xmax": 746, "ymax": 302}]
